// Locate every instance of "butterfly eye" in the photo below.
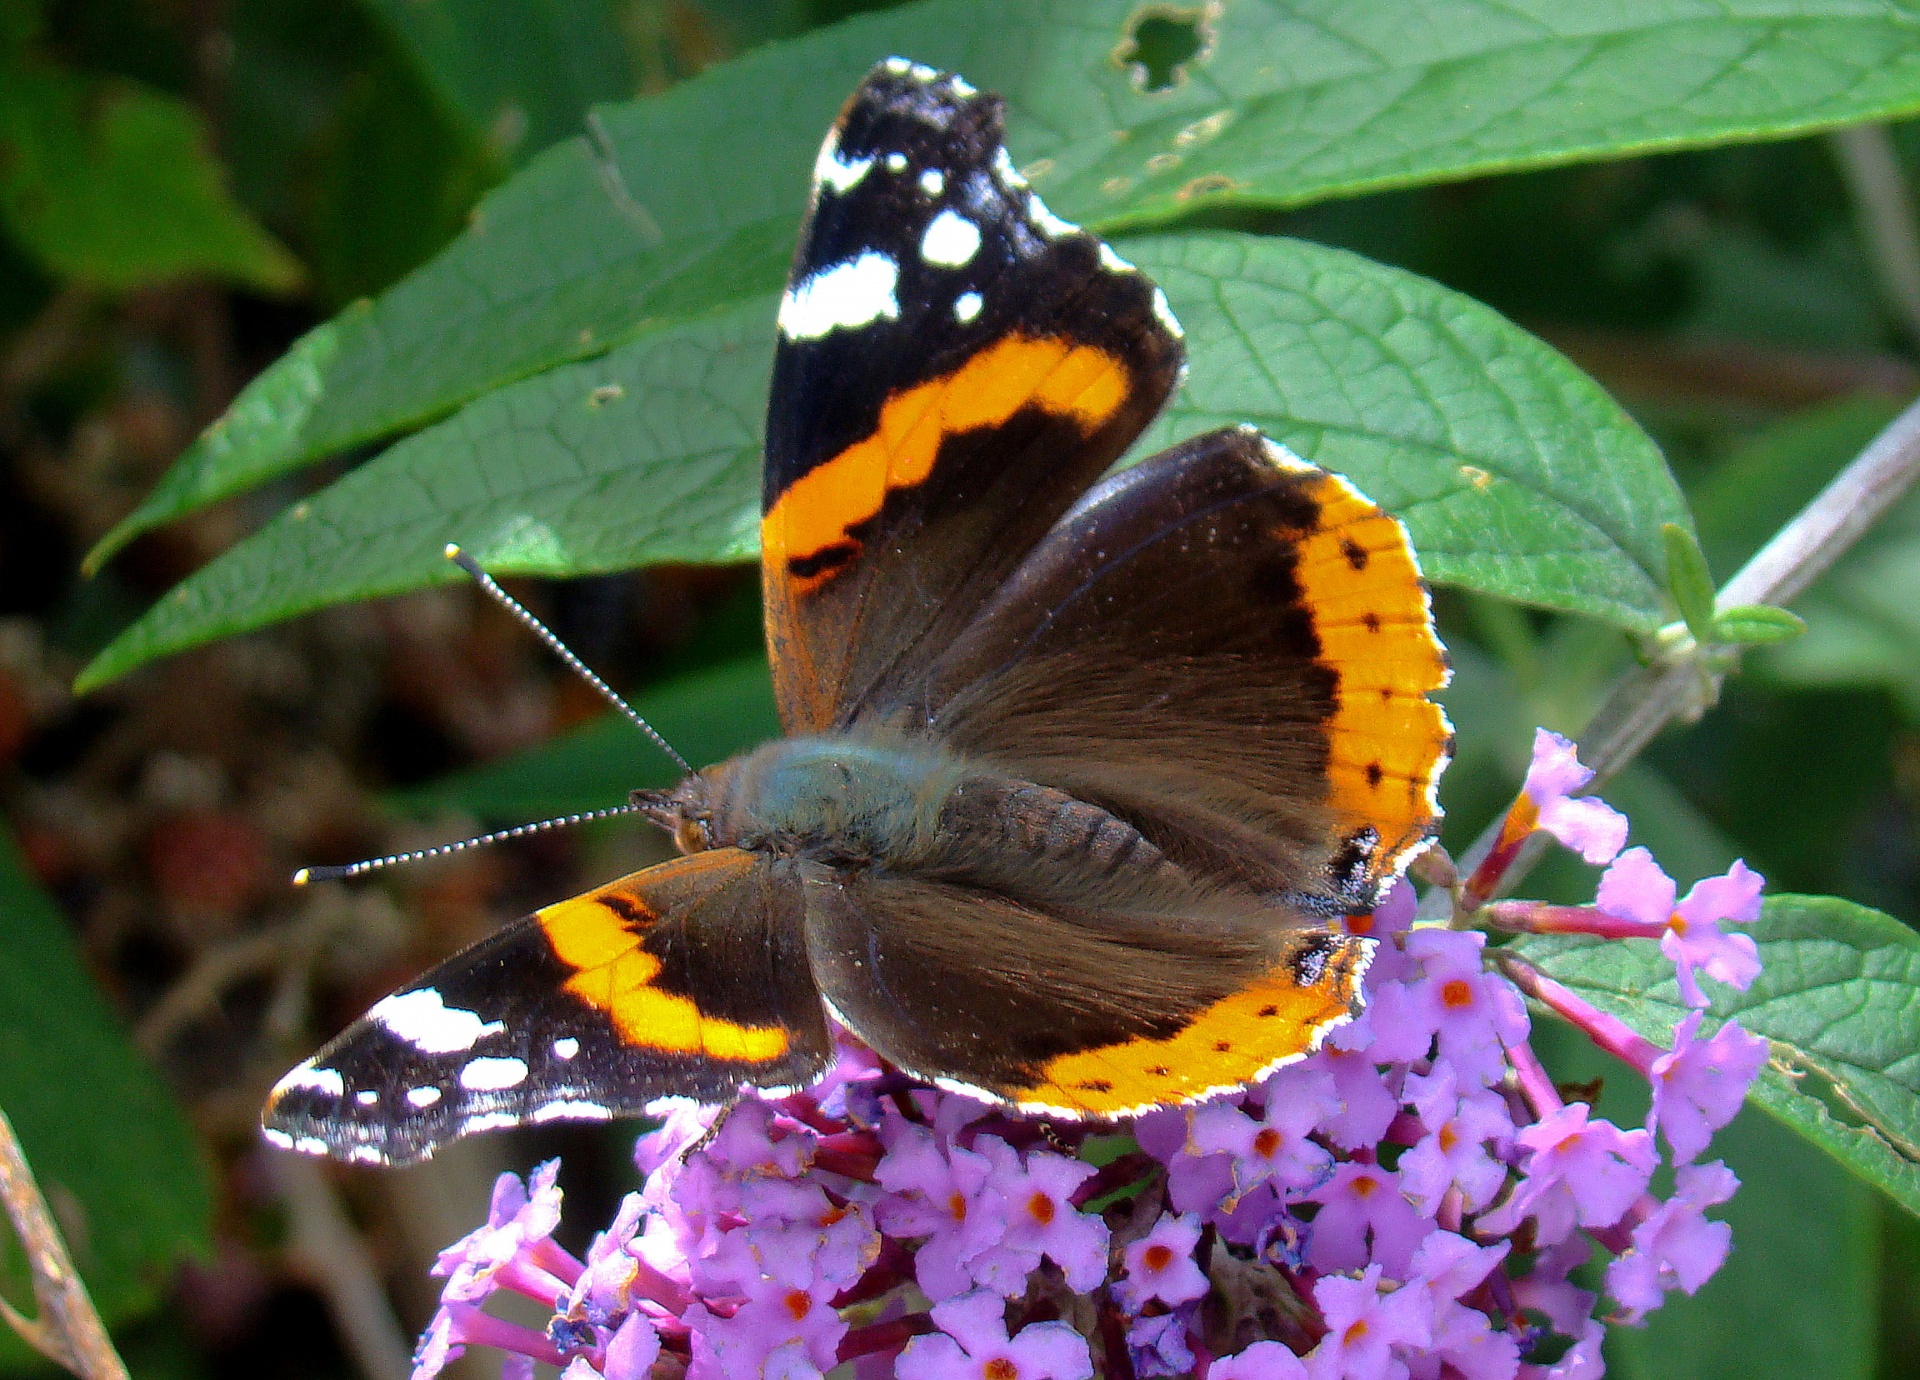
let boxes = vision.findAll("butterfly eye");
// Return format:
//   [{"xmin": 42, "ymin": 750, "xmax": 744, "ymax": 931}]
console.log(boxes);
[{"xmin": 673, "ymin": 816, "xmax": 711, "ymax": 855}]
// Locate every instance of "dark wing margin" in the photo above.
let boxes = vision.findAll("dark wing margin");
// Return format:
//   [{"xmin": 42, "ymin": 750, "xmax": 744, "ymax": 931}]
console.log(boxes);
[
  {"xmin": 800, "ymin": 861, "xmax": 1370, "ymax": 1118},
  {"xmin": 924, "ymin": 425, "xmax": 1452, "ymax": 908},
  {"xmin": 761, "ymin": 58, "xmax": 1184, "ymax": 733},
  {"xmin": 263, "ymin": 849, "xmax": 829, "ymax": 1166}
]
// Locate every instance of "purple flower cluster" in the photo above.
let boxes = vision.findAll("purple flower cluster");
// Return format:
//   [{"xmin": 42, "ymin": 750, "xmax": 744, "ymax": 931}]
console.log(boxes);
[{"xmin": 410, "ymin": 729, "xmax": 1769, "ymax": 1379}]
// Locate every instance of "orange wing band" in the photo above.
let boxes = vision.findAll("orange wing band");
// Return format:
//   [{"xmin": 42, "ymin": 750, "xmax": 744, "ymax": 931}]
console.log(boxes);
[
  {"xmin": 535, "ymin": 856, "xmax": 792, "ymax": 1063},
  {"xmin": 1008, "ymin": 936, "xmax": 1371, "ymax": 1118},
  {"xmin": 762, "ymin": 333, "xmax": 1128, "ymax": 587},
  {"xmin": 1280, "ymin": 459, "xmax": 1453, "ymax": 889}
]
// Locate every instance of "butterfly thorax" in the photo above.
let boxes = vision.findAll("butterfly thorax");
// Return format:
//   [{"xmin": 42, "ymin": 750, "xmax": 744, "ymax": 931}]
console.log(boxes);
[{"xmin": 647, "ymin": 734, "xmax": 968, "ymax": 865}]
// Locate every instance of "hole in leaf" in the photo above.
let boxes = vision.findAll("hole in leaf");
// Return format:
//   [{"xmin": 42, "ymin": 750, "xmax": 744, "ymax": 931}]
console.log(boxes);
[{"xmin": 1119, "ymin": 7, "xmax": 1207, "ymax": 92}]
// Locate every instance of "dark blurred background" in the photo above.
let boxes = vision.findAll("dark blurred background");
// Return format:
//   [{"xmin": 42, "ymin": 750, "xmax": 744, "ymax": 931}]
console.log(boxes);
[{"xmin": 0, "ymin": 2, "xmax": 1916, "ymax": 1377}]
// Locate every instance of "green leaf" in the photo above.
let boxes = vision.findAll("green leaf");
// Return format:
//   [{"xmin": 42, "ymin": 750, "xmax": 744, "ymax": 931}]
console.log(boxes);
[
  {"xmin": 397, "ymin": 654, "xmax": 780, "ymax": 820},
  {"xmin": 0, "ymin": 827, "xmax": 212, "ymax": 1362},
  {"xmin": 1662, "ymin": 522, "xmax": 1716, "ymax": 641},
  {"xmin": 89, "ymin": 0, "xmax": 1920, "ymax": 563},
  {"xmin": 1513, "ymin": 893, "xmax": 1920, "ymax": 1219},
  {"xmin": 0, "ymin": 60, "xmax": 301, "ymax": 292},
  {"xmin": 76, "ymin": 234, "xmax": 1687, "ymax": 687},
  {"xmin": 365, "ymin": 0, "xmax": 637, "ymax": 166},
  {"xmin": 1711, "ymin": 604, "xmax": 1806, "ymax": 645},
  {"xmin": 1135, "ymin": 235, "xmax": 1688, "ymax": 630}
]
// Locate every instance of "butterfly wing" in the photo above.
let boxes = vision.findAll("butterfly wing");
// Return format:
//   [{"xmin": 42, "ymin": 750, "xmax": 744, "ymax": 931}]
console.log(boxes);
[
  {"xmin": 925, "ymin": 425, "xmax": 1452, "ymax": 907},
  {"xmin": 801, "ymin": 862, "xmax": 1369, "ymax": 1117},
  {"xmin": 762, "ymin": 60, "xmax": 1183, "ymax": 732},
  {"xmin": 264, "ymin": 849, "xmax": 829, "ymax": 1165}
]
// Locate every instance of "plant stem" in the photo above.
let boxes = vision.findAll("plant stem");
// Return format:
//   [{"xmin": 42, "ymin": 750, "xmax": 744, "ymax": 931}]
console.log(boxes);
[
  {"xmin": 0, "ymin": 1109, "xmax": 129, "ymax": 1380},
  {"xmin": 1426, "ymin": 389, "xmax": 1920, "ymax": 915},
  {"xmin": 1832, "ymin": 124, "xmax": 1920, "ymax": 350}
]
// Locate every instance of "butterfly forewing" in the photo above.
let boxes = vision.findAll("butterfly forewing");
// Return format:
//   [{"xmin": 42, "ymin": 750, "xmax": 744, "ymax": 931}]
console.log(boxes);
[
  {"xmin": 264, "ymin": 850, "xmax": 829, "ymax": 1165},
  {"xmin": 762, "ymin": 60, "xmax": 1183, "ymax": 733}
]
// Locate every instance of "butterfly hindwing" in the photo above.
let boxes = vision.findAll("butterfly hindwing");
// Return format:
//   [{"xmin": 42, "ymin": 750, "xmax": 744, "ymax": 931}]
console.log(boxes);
[
  {"xmin": 801, "ymin": 861, "xmax": 1370, "ymax": 1117},
  {"xmin": 926, "ymin": 425, "xmax": 1453, "ymax": 907},
  {"xmin": 263, "ymin": 849, "xmax": 829, "ymax": 1165},
  {"xmin": 762, "ymin": 60, "xmax": 1184, "ymax": 732}
]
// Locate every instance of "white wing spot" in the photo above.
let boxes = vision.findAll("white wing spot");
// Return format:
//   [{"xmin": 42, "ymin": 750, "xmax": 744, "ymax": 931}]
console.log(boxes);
[
  {"xmin": 460, "ymin": 1056, "xmax": 529, "ymax": 1091},
  {"xmin": 1098, "ymin": 243, "xmax": 1137, "ymax": 275},
  {"xmin": 460, "ymin": 1112, "xmax": 521, "ymax": 1135},
  {"xmin": 274, "ymin": 1065, "xmax": 345, "ymax": 1099},
  {"xmin": 949, "ymin": 75, "xmax": 977, "ymax": 97},
  {"xmin": 262, "ymin": 1128, "xmax": 295, "ymax": 1150},
  {"xmin": 369, "ymin": 988, "xmax": 504, "ymax": 1054},
  {"xmin": 347, "ymin": 1145, "xmax": 386, "ymax": 1165},
  {"xmin": 406, "ymin": 1085, "xmax": 443, "ymax": 1109},
  {"xmin": 778, "ymin": 252, "xmax": 900, "ymax": 340},
  {"xmin": 919, "ymin": 168, "xmax": 945, "ymax": 196},
  {"xmin": 354, "ymin": 1090, "xmax": 380, "ymax": 1107},
  {"xmin": 992, "ymin": 147, "xmax": 1029, "ymax": 191},
  {"xmin": 1027, "ymin": 192, "xmax": 1078, "ymax": 240},
  {"xmin": 552, "ymin": 1037, "xmax": 580, "ymax": 1060},
  {"xmin": 920, "ymin": 210, "xmax": 981, "ymax": 268},
  {"xmin": 294, "ymin": 1136, "xmax": 329, "ymax": 1157},
  {"xmin": 814, "ymin": 139, "xmax": 874, "ymax": 196},
  {"xmin": 1152, "ymin": 287, "xmax": 1185, "ymax": 339},
  {"xmin": 886, "ymin": 152, "xmax": 908, "ymax": 173},
  {"xmin": 532, "ymin": 1100, "xmax": 614, "ymax": 1124},
  {"xmin": 954, "ymin": 291, "xmax": 983, "ymax": 323}
]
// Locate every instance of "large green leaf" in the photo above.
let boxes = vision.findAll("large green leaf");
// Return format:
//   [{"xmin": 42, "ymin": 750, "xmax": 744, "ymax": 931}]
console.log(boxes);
[
  {"xmin": 1136, "ymin": 235, "xmax": 1685, "ymax": 629},
  {"xmin": 0, "ymin": 60, "xmax": 301, "ymax": 292},
  {"xmin": 0, "ymin": 828, "xmax": 212, "ymax": 1363},
  {"xmin": 75, "ymin": 234, "xmax": 1685, "ymax": 689},
  {"xmin": 88, "ymin": 0, "xmax": 1920, "ymax": 563},
  {"xmin": 1513, "ymin": 893, "xmax": 1920, "ymax": 1218}
]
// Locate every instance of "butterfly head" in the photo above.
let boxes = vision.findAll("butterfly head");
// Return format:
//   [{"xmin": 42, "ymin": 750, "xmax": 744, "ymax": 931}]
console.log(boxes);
[{"xmin": 630, "ymin": 775, "xmax": 719, "ymax": 856}]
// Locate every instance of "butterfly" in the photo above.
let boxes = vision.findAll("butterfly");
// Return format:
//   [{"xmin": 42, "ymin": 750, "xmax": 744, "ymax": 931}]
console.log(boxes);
[{"xmin": 263, "ymin": 58, "xmax": 1452, "ymax": 1166}]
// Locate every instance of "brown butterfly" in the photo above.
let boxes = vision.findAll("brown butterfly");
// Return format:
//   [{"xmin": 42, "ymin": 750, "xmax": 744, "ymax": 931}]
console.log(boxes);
[{"xmin": 263, "ymin": 57, "xmax": 1450, "ymax": 1166}]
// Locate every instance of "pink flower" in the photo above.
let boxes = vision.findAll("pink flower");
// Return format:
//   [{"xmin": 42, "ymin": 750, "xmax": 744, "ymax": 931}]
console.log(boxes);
[
  {"xmin": 1307, "ymin": 1264, "xmax": 1432, "ymax": 1380},
  {"xmin": 1399, "ymin": 1067, "xmax": 1513, "ymax": 1213},
  {"xmin": 1191, "ymin": 1066, "xmax": 1339, "ymax": 1198},
  {"xmin": 1117, "ymin": 1213, "xmax": 1209, "ymax": 1311},
  {"xmin": 1304, "ymin": 1162, "xmax": 1434, "ymax": 1277},
  {"xmin": 1522, "ymin": 729, "xmax": 1629, "ymax": 865},
  {"xmin": 966, "ymin": 1139, "xmax": 1109, "ymax": 1295},
  {"xmin": 1648, "ymin": 1012, "xmax": 1769, "ymax": 1162},
  {"xmin": 1213, "ymin": 1341, "xmax": 1310, "ymax": 1379},
  {"xmin": 1597, "ymin": 851, "xmax": 1764, "ymax": 1007},
  {"xmin": 688, "ymin": 1267, "xmax": 847, "ymax": 1380},
  {"xmin": 897, "ymin": 1289, "xmax": 1092, "ymax": 1380},
  {"xmin": 874, "ymin": 1118, "xmax": 1007, "ymax": 1301},
  {"xmin": 1399, "ymin": 931, "xmax": 1530, "ymax": 1089},
  {"xmin": 1479, "ymin": 1104, "xmax": 1656, "ymax": 1244},
  {"xmin": 1605, "ymin": 1161, "xmax": 1739, "ymax": 1319}
]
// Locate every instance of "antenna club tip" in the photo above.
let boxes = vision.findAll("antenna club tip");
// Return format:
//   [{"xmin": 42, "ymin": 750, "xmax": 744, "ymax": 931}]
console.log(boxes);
[
  {"xmin": 443, "ymin": 542, "xmax": 464, "ymax": 560},
  {"xmin": 291, "ymin": 868, "xmax": 312, "ymax": 886}
]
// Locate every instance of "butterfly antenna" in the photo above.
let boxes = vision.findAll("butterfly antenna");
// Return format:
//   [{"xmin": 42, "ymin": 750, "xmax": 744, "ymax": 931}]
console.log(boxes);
[
  {"xmin": 293, "ymin": 803, "xmax": 655, "ymax": 884},
  {"xmin": 443, "ymin": 544, "xmax": 692, "ymax": 774}
]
